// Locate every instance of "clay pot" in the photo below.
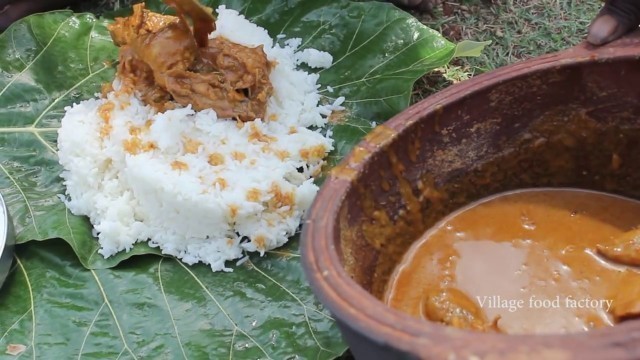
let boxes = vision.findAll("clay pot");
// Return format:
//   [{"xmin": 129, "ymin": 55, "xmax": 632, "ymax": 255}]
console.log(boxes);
[{"xmin": 301, "ymin": 30, "xmax": 640, "ymax": 359}]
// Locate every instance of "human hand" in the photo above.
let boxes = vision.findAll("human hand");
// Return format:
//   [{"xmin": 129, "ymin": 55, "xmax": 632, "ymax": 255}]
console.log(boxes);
[{"xmin": 587, "ymin": 0, "xmax": 640, "ymax": 46}]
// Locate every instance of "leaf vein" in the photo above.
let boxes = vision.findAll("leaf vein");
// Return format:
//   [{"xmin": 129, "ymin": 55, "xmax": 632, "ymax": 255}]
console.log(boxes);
[
  {"xmin": 278, "ymin": 15, "xmax": 295, "ymax": 35},
  {"xmin": 158, "ymin": 259, "xmax": 188, "ymax": 360},
  {"xmin": 0, "ymin": 15, "xmax": 72, "ymax": 98},
  {"xmin": 300, "ymin": 11, "xmax": 341, "ymax": 50},
  {"xmin": 343, "ymin": 94, "xmax": 405, "ymax": 104},
  {"xmin": 248, "ymin": 259, "xmax": 335, "ymax": 355},
  {"xmin": 28, "ymin": 18, "xmax": 45, "ymax": 49},
  {"xmin": 320, "ymin": 14, "xmax": 393, "ymax": 73},
  {"xmin": 240, "ymin": 0, "xmax": 253, "ymax": 16},
  {"xmin": 87, "ymin": 21, "xmax": 96, "ymax": 74},
  {"xmin": 265, "ymin": 250, "xmax": 300, "ymax": 258},
  {"xmin": 0, "ymin": 309, "xmax": 30, "ymax": 344},
  {"xmin": 0, "ymin": 163, "xmax": 41, "ymax": 238},
  {"xmin": 10, "ymin": 27, "xmax": 28, "ymax": 67},
  {"xmin": 31, "ymin": 65, "xmax": 110, "ymax": 129},
  {"xmin": 249, "ymin": 260, "xmax": 334, "ymax": 322},
  {"xmin": 388, "ymin": 46, "xmax": 453, "ymax": 76},
  {"xmin": 346, "ymin": 15, "xmax": 364, "ymax": 55},
  {"xmin": 33, "ymin": 132, "xmax": 57, "ymax": 154},
  {"xmin": 64, "ymin": 207, "xmax": 78, "ymax": 249},
  {"xmin": 115, "ymin": 347, "xmax": 126, "ymax": 360},
  {"xmin": 228, "ymin": 328, "xmax": 237, "ymax": 360},
  {"xmin": 0, "ymin": 128, "xmax": 57, "ymax": 133},
  {"xmin": 175, "ymin": 260, "xmax": 272, "ymax": 359},
  {"xmin": 362, "ymin": 34, "xmax": 446, "ymax": 79},
  {"xmin": 77, "ymin": 302, "xmax": 106, "ymax": 360},
  {"xmin": 333, "ymin": 120, "xmax": 371, "ymax": 134},
  {"xmin": 251, "ymin": 3, "xmax": 286, "ymax": 21},
  {"xmin": 15, "ymin": 256, "xmax": 36, "ymax": 360},
  {"xmin": 90, "ymin": 270, "xmax": 139, "ymax": 360}
]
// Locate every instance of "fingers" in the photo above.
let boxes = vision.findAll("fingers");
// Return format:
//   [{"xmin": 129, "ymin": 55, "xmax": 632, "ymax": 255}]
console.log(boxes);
[{"xmin": 587, "ymin": 0, "xmax": 640, "ymax": 46}]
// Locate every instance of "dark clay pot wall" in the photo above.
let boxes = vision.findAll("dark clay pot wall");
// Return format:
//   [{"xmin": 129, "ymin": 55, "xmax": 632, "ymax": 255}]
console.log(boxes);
[
  {"xmin": 343, "ymin": 58, "xmax": 640, "ymax": 299},
  {"xmin": 302, "ymin": 31, "xmax": 640, "ymax": 360}
]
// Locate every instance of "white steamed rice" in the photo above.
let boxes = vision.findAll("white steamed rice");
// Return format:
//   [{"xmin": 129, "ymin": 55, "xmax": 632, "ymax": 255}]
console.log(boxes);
[{"xmin": 57, "ymin": 6, "xmax": 341, "ymax": 272}]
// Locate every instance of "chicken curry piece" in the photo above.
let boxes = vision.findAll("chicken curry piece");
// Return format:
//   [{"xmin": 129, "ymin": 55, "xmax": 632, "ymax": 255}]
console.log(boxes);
[
  {"xmin": 422, "ymin": 287, "xmax": 501, "ymax": 332},
  {"xmin": 385, "ymin": 188, "xmax": 640, "ymax": 334},
  {"xmin": 107, "ymin": 2, "xmax": 273, "ymax": 121},
  {"xmin": 597, "ymin": 228, "xmax": 640, "ymax": 266}
]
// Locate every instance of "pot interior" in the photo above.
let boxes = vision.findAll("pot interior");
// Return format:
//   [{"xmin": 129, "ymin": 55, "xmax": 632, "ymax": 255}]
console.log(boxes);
[{"xmin": 336, "ymin": 57, "xmax": 640, "ymax": 300}]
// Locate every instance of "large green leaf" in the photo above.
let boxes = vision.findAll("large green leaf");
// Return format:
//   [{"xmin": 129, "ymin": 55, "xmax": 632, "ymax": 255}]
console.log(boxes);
[
  {"xmin": 0, "ymin": 1, "xmax": 455, "ymax": 358},
  {"xmin": 0, "ymin": 11, "xmax": 160, "ymax": 269},
  {"xmin": 1, "ymin": 241, "xmax": 342, "ymax": 359}
]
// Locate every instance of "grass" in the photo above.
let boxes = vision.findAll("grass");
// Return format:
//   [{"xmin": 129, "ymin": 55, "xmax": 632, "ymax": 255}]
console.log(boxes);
[{"xmin": 410, "ymin": 0, "xmax": 601, "ymax": 102}]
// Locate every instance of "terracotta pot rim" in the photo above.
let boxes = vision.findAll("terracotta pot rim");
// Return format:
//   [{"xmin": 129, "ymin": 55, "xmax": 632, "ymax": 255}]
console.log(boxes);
[{"xmin": 301, "ymin": 31, "xmax": 640, "ymax": 357}]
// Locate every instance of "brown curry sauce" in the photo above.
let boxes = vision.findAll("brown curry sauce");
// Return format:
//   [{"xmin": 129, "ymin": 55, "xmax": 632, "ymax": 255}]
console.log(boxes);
[{"xmin": 384, "ymin": 188, "xmax": 640, "ymax": 334}]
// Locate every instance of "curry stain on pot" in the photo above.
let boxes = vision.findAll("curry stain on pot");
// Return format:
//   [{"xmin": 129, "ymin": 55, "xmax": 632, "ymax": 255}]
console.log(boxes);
[
  {"xmin": 364, "ymin": 124, "xmax": 397, "ymax": 148},
  {"xmin": 408, "ymin": 137, "xmax": 420, "ymax": 163},
  {"xmin": 431, "ymin": 104, "xmax": 444, "ymax": 133},
  {"xmin": 380, "ymin": 177, "xmax": 391, "ymax": 192},
  {"xmin": 355, "ymin": 148, "xmax": 449, "ymax": 297},
  {"xmin": 349, "ymin": 146, "xmax": 371, "ymax": 167},
  {"xmin": 330, "ymin": 126, "xmax": 396, "ymax": 181},
  {"xmin": 331, "ymin": 165, "xmax": 358, "ymax": 181},
  {"xmin": 330, "ymin": 146, "xmax": 372, "ymax": 182}
]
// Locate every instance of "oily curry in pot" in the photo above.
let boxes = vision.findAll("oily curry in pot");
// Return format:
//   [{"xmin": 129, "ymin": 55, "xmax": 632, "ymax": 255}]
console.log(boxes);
[{"xmin": 385, "ymin": 188, "xmax": 640, "ymax": 334}]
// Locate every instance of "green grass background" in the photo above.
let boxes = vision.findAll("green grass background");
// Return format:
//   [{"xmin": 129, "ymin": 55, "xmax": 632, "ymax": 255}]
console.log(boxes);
[{"xmin": 411, "ymin": 0, "xmax": 600, "ymax": 100}]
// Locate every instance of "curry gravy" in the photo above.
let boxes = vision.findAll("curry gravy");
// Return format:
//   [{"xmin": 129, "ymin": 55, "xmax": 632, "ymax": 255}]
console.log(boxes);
[{"xmin": 384, "ymin": 188, "xmax": 640, "ymax": 334}]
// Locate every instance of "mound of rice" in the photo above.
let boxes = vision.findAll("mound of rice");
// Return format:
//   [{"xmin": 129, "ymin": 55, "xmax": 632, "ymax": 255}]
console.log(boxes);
[{"xmin": 57, "ymin": 6, "xmax": 343, "ymax": 271}]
